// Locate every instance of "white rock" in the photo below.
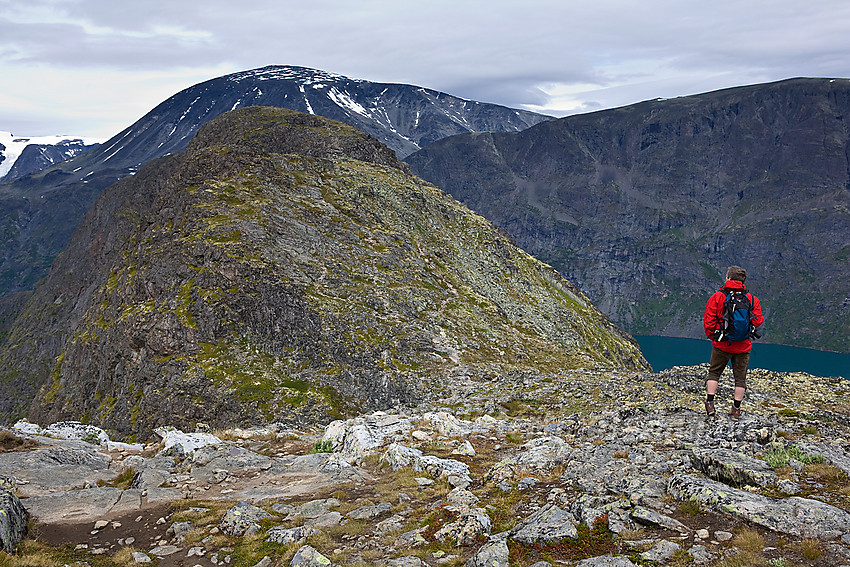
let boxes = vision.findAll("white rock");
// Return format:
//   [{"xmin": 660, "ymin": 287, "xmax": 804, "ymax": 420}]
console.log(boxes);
[
  {"xmin": 154, "ymin": 426, "xmax": 222, "ymax": 457},
  {"xmin": 12, "ymin": 420, "xmax": 43, "ymax": 435}
]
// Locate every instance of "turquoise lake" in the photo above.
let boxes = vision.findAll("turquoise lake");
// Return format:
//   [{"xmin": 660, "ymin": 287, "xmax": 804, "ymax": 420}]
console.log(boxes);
[{"xmin": 634, "ymin": 335, "xmax": 849, "ymax": 379}]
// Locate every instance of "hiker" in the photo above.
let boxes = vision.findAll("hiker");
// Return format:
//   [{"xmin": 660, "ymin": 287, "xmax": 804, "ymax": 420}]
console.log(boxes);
[{"xmin": 703, "ymin": 265, "xmax": 763, "ymax": 420}]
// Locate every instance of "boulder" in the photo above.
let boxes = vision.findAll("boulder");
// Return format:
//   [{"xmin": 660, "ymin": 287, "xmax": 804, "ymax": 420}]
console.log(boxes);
[
  {"xmin": 322, "ymin": 412, "xmax": 412, "ymax": 463},
  {"xmin": 290, "ymin": 544, "xmax": 337, "ymax": 566},
  {"xmin": 575, "ymin": 556, "xmax": 636, "ymax": 567},
  {"xmin": 154, "ymin": 426, "xmax": 222, "ymax": 458},
  {"xmin": 346, "ymin": 502, "xmax": 392, "ymax": 520},
  {"xmin": 630, "ymin": 506, "xmax": 689, "ymax": 533},
  {"xmin": 0, "ymin": 488, "xmax": 28, "ymax": 553},
  {"xmin": 510, "ymin": 503, "xmax": 578, "ymax": 543},
  {"xmin": 219, "ymin": 502, "xmax": 272, "ymax": 536},
  {"xmin": 44, "ymin": 421, "xmax": 110, "ymax": 445},
  {"xmin": 266, "ymin": 525, "xmax": 316, "ymax": 545},
  {"xmin": 433, "ymin": 508, "xmax": 491, "ymax": 546},
  {"xmin": 465, "ymin": 538, "xmax": 509, "ymax": 567},
  {"xmin": 381, "ymin": 443, "xmax": 472, "ymax": 483},
  {"xmin": 689, "ymin": 446, "xmax": 777, "ymax": 487},
  {"xmin": 639, "ymin": 540, "xmax": 681, "ymax": 562}
]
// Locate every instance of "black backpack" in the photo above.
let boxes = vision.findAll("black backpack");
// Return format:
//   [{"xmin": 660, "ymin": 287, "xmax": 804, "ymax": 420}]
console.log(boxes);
[{"xmin": 718, "ymin": 288, "xmax": 760, "ymax": 343}]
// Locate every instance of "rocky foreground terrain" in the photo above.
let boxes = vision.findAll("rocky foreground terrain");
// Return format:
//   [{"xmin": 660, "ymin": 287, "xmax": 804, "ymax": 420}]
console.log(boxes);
[{"xmin": 2, "ymin": 364, "xmax": 849, "ymax": 567}]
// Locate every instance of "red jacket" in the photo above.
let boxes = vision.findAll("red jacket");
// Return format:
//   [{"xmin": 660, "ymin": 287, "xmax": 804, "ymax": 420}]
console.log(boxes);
[{"xmin": 704, "ymin": 279, "xmax": 764, "ymax": 353}]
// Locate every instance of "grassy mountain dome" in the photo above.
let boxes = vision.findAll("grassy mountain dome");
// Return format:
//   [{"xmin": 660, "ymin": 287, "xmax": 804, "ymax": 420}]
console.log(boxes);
[{"xmin": 0, "ymin": 107, "xmax": 646, "ymax": 439}]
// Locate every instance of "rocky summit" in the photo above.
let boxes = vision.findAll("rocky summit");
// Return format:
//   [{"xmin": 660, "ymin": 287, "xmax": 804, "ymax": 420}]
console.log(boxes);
[
  {"xmin": 1, "ymin": 364, "xmax": 848, "ymax": 566},
  {"xmin": 0, "ymin": 106, "xmax": 645, "ymax": 440}
]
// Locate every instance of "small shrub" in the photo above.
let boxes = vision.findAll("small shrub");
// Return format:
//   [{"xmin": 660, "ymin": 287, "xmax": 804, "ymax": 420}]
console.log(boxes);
[
  {"xmin": 508, "ymin": 514, "xmax": 615, "ymax": 563},
  {"xmin": 767, "ymin": 558, "xmax": 790, "ymax": 567},
  {"xmin": 801, "ymin": 424, "xmax": 819, "ymax": 435},
  {"xmin": 678, "ymin": 498, "xmax": 704, "ymax": 516},
  {"xmin": 714, "ymin": 550, "xmax": 762, "ymax": 567},
  {"xmin": 504, "ymin": 431, "xmax": 523, "ymax": 444},
  {"xmin": 762, "ymin": 443, "xmax": 824, "ymax": 469},
  {"xmin": 800, "ymin": 538, "xmax": 823, "ymax": 560},
  {"xmin": 97, "ymin": 467, "xmax": 136, "ymax": 489},
  {"xmin": 733, "ymin": 528, "xmax": 765, "ymax": 553},
  {"xmin": 310, "ymin": 439, "xmax": 334, "ymax": 454}
]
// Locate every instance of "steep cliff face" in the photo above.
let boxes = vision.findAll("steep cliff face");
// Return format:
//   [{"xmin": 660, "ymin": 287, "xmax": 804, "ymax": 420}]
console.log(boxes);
[
  {"xmin": 406, "ymin": 78, "xmax": 850, "ymax": 353},
  {"xmin": 0, "ymin": 107, "xmax": 645, "ymax": 438}
]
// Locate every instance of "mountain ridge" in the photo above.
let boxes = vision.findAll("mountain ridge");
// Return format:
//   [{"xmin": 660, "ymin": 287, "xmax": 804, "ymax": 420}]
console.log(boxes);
[
  {"xmin": 0, "ymin": 107, "xmax": 645, "ymax": 438},
  {"xmin": 0, "ymin": 65, "xmax": 551, "ymax": 299}
]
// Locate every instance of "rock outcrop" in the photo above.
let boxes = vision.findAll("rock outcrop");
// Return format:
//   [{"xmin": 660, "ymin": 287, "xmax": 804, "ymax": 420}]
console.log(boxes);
[
  {"xmin": 2, "ymin": 365, "xmax": 849, "ymax": 565},
  {"xmin": 0, "ymin": 106, "xmax": 645, "ymax": 437}
]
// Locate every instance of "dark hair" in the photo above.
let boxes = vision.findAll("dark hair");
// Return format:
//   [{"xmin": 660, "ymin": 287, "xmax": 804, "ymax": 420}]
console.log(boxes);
[{"xmin": 726, "ymin": 266, "xmax": 747, "ymax": 282}]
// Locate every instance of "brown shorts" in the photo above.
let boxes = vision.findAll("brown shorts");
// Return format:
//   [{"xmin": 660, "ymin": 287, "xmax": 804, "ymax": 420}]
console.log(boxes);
[{"xmin": 706, "ymin": 347, "xmax": 750, "ymax": 389}]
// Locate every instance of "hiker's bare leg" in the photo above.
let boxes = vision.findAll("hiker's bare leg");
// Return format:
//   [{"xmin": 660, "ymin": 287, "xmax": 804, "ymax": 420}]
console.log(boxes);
[{"xmin": 733, "ymin": 386, "xmax": 746, "ymax": 402}]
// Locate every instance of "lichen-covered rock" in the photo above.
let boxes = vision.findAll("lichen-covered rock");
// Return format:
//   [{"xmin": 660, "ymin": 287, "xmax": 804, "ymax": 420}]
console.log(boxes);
[
  {"xmin": 381, "ymin": 443, "xmax": 472, "ymax": 483},
  {"xmin": 510, "ymin": 503, "xmax": 578, "ymax": 543},
  {"xmin": 639, "ymin": 540, "xmax": 682, "ymax": 562},
  {"xmin": 266, "ymin": 525, "xmax": 316, "ymax": 545},
  {"xmin": 0, "ymin": 488, "xmax": 28, "ymax": 553},
  {"xmin": 346, "ymin": 501, "xmax": 392, "ymax": 520},
  {"xmin": 465, "ymin": 538, "xmax": 509, "ymax": 567},
  {"xmin": 290, "ymin": 544, "xmax": 336, "ymax": 567},
  {"xmin": 689, "ymin": 446, "xmax": 777, "ymax": 488},
  {"xmin": 434, "ymin": 507, "xmax": 491, "ymax": 546},
  {"xmin": 322, "ymin": 412, "xmax": 412, "ymax": 463},
  {"xmin": 575, "ymin": 555, "xmax": 636, "ymax": 567},
  {"xmin": 395, "ymin": 527, "xmax": 428, "ymax": 548},
  {"xmin": 219, "ymin": 502, "xmax": 272, "ymax": 536},
  {"xmin": 669, "ymin": 473, "xmax": 850, "ymax": 540},
  {"xmin": 629, "ymin": 506, "xmax": 689, "ymax": 533}
]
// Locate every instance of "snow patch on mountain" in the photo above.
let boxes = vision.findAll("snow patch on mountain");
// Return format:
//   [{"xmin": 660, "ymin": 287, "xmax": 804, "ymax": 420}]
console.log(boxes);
[{"xmin": 0, "ymin": 131, "xmax": 103, "ymax": 178}]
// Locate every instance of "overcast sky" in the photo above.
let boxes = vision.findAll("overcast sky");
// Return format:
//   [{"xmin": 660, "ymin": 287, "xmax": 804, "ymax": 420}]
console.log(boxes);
[{"xmin": 3, "ymin": 0, "xmax": 850, "ymax": 139}]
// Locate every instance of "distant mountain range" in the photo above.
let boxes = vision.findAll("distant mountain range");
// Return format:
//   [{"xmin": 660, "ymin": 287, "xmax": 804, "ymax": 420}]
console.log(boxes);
[
  {"xmin": 0, "ymin": 132, "xmax": 101, "ymax": 180},
  {"xmin": 406, "ymin": 78, "xmax": 850, "ymax": 354},
  {"xmin": 0, "ymin": 65, "xmax": 552, "ymax": 297}
]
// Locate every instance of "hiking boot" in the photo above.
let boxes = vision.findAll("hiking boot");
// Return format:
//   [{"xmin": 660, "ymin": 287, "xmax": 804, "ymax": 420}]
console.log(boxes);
[
  {"xmin": 729, "ymin": 405, "xmax": 742, "ymax": 421},
  {"xmin": 704, "ymin": 399, "xmax": 716, "ymax": 417}
]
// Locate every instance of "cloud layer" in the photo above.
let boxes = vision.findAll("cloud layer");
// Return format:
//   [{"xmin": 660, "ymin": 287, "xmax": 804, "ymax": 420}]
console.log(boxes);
[{"xmin": 3, "ymin": 0, "xmax": 850, "ymax": 137}]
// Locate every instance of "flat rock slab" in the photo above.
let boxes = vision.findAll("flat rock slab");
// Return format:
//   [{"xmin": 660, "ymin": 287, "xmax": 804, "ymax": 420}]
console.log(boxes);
[
  {"xmin": 669, "ymin": 473, "xmax": 850, "ymax": 540},
  {"xmin": 0, "ymin": 441, "xmax": 116, "ymax": 497},
  {"xmin": 22, "ymin": 487, "xmax": 182, "ymax": 524}
]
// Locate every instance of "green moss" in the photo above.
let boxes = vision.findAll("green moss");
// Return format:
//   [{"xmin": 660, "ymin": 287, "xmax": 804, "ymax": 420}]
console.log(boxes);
[{"xmin": 42, "ymin": 349, "xmax": 66, "ymax": 404}]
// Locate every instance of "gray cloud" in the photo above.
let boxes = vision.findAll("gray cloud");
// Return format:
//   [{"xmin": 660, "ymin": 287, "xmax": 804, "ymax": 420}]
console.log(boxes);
[{"xmin": 3, "ymin": 0, "xmax": 850, "ymax": 136}]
